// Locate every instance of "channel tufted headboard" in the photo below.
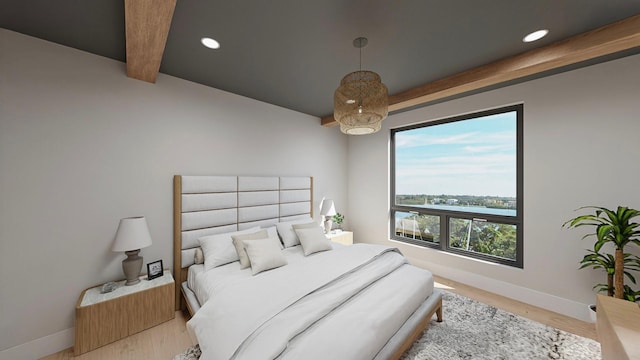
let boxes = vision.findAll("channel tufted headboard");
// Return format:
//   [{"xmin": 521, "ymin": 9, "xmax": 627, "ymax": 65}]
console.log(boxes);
[{"xmin": 173, "ymin": 175, "xmax": 313, "ymax": 310}]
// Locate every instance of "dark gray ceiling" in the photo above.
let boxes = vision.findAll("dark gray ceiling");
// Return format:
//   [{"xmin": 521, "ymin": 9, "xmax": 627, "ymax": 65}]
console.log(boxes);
[{"xmin": 2, "ymin": 1, "xmax": 640, "ymax": 118}]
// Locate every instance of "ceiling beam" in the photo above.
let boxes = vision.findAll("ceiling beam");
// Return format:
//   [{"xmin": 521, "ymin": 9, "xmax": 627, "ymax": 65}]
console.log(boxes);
[
  {"xmin": 322, "ymin": 14, "xmax": 640, "ymax": 127},
  {"xmin": 124, "ymin": 0, "xmax": 177, "ymax": 83}
]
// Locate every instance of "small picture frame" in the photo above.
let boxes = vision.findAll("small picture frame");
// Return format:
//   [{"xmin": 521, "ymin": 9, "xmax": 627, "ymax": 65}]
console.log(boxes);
[{"xmin": 147, "ymin": 260, "xmax": 164, "ymax": 280}]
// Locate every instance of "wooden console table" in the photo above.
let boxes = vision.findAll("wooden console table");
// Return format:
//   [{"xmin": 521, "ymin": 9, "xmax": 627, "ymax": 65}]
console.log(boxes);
[{"xmin": 596, "ymin": 294, "xmax": 640, "ymax": 360}]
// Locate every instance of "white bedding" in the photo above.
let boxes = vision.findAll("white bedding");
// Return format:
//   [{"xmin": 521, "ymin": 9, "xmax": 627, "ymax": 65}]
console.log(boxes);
[
  {"xmin": 186, "ymin": 243, "xmax": 434, "ymax": 360},
  {"xmin": 189, "ymin": 244, "xmax": 320, "ymax": 306}
]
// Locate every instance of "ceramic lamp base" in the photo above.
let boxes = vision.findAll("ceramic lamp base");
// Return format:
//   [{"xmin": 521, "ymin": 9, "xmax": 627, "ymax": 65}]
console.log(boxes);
[
  {"xmin": 122, "ymin": 249, "xmax": 143, "ymax": 286},
  {"xmin": 324, "ymin": 218, "xmax": 333, "ymax": 234}
]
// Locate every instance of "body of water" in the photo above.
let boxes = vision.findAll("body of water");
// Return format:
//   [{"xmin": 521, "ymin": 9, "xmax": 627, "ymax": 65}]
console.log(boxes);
[{"xmin": 398, "ymin": 204, "xmax": 516, "ymax": 217}]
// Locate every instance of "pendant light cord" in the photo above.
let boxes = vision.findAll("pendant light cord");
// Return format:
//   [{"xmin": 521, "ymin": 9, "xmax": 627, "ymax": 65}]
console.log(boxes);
[
  {"xmin": 353, "ymin": 37, "xmax": 368, "ymax": 113},
  {"xmin": 358, "ymin": 40, "xmax": 363, "ymax": 111},
  {"xmin": 359, "ymin": 43, "xmax": 362, "ymax": 71}
]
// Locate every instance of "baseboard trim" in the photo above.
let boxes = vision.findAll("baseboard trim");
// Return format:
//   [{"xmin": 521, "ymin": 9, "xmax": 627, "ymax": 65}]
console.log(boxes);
[
  {"xmin": 407, "ymin": 255, "xmax": 591, "ymax": 322},
  {"xmin": 0, "ymin": 328, "xmax": 73, "ymax": 360}
]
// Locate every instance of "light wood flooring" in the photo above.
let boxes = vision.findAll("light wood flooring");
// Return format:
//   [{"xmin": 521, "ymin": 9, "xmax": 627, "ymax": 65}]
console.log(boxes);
[
  {"xmin": 41, "ymin": 276, "xmax": 597, "ymax": 359},
  {"xmin": 41, "ymin": 310, "xmax": 193, "ymax": 360}
]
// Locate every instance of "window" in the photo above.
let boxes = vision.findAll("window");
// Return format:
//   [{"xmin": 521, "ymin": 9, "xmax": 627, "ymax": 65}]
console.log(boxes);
[{"xmin": 390, "ymin": 104, "xmax": 523, "ymax": 267}]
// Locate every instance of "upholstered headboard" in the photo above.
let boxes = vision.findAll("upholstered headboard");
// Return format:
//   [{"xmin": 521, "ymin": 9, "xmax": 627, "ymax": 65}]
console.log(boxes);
[{"xmin": 173, "ymin": 175, "xmax": 313, "ymax": 310}]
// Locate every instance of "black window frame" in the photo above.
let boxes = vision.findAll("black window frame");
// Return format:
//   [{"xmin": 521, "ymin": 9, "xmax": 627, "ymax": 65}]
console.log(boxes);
[{"xmin": 390, "ymin": 104, "xmax": 524, "ymax": 268}]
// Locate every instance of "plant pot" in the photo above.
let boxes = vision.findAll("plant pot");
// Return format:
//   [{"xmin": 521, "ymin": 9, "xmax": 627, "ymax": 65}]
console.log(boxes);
[{"xmin": 588, "ymin": 304, "xmax": 597, "ymax": 323}]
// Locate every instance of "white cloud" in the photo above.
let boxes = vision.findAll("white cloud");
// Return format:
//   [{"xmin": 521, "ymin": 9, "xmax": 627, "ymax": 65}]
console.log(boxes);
[{"xmin": 396, "ymin": 153, "xmax": 516, "ymax": 196}]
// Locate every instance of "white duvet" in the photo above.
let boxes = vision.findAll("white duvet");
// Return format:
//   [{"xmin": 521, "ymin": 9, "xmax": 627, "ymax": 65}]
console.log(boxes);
[{"xmin": 187, "ymin": 244, "xmax": 434, "ymax": 360}]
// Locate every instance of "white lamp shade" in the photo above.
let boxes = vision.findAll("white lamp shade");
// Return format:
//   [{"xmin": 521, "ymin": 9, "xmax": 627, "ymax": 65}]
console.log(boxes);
[
  {"xmin": 112, "ymin": 216, "xmax": 153, "ymax": 252},
  {"xmin": 320, "ymin": 199, "xmax": 337, "ymax": 216}
]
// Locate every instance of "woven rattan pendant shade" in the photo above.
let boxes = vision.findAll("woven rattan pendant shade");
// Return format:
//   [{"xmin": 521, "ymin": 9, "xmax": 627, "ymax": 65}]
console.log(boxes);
[
  {"xmin": 333, "ymin": 37, "xmax": 388, "ymax": 135},
  {"xmin": 334, "ymin": 70, "xmax": 388, "ymax": 135}
]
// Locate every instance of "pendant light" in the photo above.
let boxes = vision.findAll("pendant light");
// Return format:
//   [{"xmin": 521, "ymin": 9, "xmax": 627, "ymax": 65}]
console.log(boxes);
[{"xmin": 334, "ymin": 37, "xmax": 388, "ymax": 135}]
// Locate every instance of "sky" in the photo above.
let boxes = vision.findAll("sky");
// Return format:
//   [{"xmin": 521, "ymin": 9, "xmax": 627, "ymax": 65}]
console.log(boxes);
[{"xmin": 394, "ymin": 111, "xmax": 517, "ymax": 197}]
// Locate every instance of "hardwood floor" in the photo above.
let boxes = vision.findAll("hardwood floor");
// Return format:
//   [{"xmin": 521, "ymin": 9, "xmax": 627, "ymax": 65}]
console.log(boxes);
[
  {"xmin": 40, "ymin": 310, "xmax": 193, "ymax": 360},
  {"xmin": 41, "ymin": 276, "xmax": 597, "ymax": 359}
]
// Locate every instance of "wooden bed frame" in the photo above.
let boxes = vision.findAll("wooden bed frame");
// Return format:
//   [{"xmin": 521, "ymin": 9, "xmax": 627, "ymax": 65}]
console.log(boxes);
[{"xmin": 172, "ymin": 174, "xmax": 442, "ymax": 359}]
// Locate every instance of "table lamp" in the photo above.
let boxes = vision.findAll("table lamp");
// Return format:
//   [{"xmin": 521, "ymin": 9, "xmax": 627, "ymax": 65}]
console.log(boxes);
[
  {"xmin": 112, "ymin": 216, "xmax": 152, "ymax": 285},
  {"xmin": 320, "ymin": 199, "xmax": 337, "ymax": 234}
]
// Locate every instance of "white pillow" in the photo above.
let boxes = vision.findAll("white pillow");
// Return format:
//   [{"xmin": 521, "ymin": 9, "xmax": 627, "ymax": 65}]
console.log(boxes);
[
  {"xmin": 232, "ymin": 229, "xmax": 269, "ymax": 269},
  {"xmin": 295, "ymin": 226, "xmax": 333, "ymax": 256},
  {"xmin": 198, "ymin": 227, "xmax": 260, "ymax": 271},
  {"xmin": 276, "ymin": 218, "xmax": 316, "ymax": 248},
  {"xmin": 291, "ymin": 222, "xmax": 323, "ymax": 246},
  {"xmin": 194, "ymin": 248, "xmax": 204, "ymax": 265},
  {"xmin": 243, "ymin": 237, "xmax": 288, "ymax": 275},
  {"xmin": 265, "ymin": 226, "xmax": 278, "ymax": 239}
]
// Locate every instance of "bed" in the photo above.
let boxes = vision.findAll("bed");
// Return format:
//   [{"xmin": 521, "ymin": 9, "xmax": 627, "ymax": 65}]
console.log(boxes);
[{"xmin": 173, "ymin": 175, "xmax": 442, "ymax": 360}]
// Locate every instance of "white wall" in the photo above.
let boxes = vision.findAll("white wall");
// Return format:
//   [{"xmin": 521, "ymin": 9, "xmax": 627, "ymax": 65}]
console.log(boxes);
[
  {"xmin": 348, "ymin": 53, "xmax": 640, "ymax": 321},
  {"xmin": 0, "ymin": 29, "xmax": 348, "ymax": 358}
]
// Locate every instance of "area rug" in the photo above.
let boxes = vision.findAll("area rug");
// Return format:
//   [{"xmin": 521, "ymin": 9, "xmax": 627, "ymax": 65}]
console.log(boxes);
[{"xmin": 174, "ymin": 291, "xmax": 601, "ymax": 360}]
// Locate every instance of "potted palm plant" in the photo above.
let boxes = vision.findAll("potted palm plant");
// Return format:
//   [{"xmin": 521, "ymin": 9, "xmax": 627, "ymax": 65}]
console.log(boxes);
[
  {"xmin": 578, "ymin": 245, "xmax": 640, "ymax": 320},
  {"xmin": 563, "ymin": 206, "xmax": 640, "ymax": 299},
  {"xmin": 580, "ymin": 247, "xmax": 640, "ymax": 296}
]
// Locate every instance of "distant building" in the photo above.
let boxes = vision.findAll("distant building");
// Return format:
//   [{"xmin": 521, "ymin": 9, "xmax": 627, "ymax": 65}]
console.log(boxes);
[{"xmin": 446, "ymin": 199, "xmax": 458, "ymax": 205}]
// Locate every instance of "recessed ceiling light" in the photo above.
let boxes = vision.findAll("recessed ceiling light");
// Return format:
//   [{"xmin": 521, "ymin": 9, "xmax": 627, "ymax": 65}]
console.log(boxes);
[
  {"xmin": 523, "ymin": 29, "xmax": 549, "ymax": 43},
  {"xmin": 201, "ymin": 37, "xmax": 220, "ymax": 49}
]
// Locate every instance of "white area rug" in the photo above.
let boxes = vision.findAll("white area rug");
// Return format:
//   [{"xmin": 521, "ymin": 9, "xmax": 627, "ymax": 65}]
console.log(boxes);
[
  {"xmin": 174, "ymin": 291, "xmax": 600, "ymax": 360},
  {"xmin": 402, "ymin": 291, "xmax": 600, "ymax": 360}
]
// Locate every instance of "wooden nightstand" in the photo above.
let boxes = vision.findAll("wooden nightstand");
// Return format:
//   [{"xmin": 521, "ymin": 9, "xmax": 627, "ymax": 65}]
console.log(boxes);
[
  {"xmin": 326, "ymin": 230, "xmax": 353, "ymax": 245},
  {"xmin": 74, "ymin": 270, "xmax": 175, "ymax": 355}
]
